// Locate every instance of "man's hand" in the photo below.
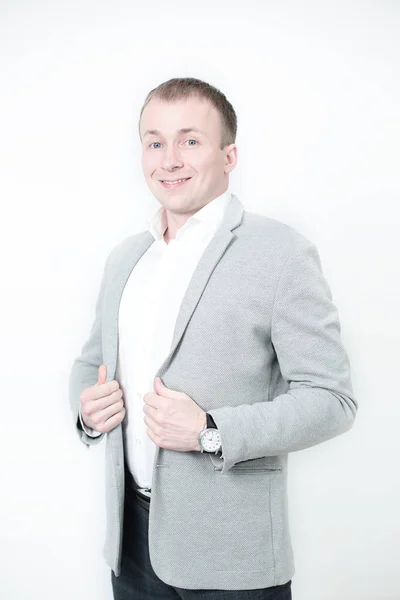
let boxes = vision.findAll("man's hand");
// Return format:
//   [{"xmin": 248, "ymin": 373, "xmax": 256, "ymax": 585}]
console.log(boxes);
[
  {"xmin": 80, "ymin": 365, "xmax": 126, "ymax": 433},
  {"xmin": 143, "ymin": 377, "xmax": 207, "ymax": 452}
]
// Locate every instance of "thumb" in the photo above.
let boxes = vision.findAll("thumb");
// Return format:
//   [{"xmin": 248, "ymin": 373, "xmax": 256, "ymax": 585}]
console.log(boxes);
[
  {"xmin": 154, "ymin": 376, "xmax": 181, "ymax": 399},
  {"xmin": 97, "ymin": 364, "xmax": 107, "ymax": 385}
]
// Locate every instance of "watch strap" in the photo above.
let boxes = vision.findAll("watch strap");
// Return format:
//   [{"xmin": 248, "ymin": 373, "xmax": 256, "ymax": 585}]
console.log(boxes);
[{"xmin": 206, "ymin": 413, "xmax": 217, "ymax": 429}]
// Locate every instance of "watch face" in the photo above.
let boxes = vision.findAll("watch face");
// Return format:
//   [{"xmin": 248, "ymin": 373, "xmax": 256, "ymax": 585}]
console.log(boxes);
[{"xmin": 201, "ymin": 428, "xmax": 221, "ymax": 452}]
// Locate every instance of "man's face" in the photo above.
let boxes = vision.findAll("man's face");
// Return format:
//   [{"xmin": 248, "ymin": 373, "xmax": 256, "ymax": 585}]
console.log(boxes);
[{"xmin": 140, "ymin": 96, "xmax": 236, "ymax": 214}]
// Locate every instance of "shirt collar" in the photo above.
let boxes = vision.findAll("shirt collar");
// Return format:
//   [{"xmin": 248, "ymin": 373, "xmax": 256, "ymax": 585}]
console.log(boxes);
[{"xmin": 147, "ymin": 190, "xmax": 233, "ymax": 242}]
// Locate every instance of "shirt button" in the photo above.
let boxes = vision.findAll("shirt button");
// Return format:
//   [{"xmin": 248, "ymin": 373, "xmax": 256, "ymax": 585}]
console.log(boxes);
[{"xmin": 136, "ymin": 438, "xmax": 141, "ymax": 444}]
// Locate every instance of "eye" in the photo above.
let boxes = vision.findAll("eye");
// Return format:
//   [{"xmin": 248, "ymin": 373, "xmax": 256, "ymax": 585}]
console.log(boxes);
[
  {"xmin": 149, "ymin": 142, "xmax": 162, "ymax": 149},
  {"xmin": 186, "ymin": 139, "xmax": 198, "ymax": 146}
]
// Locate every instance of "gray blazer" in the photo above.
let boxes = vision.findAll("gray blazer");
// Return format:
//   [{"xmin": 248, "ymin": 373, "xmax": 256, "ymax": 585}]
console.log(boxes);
[{"xmin": 69, "ymin": 194, "xmax": 357, "ymax": 590}]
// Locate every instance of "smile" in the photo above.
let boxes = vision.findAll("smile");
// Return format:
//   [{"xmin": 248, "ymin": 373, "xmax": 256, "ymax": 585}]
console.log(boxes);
[{"xmin": 160, "ymin": 178, "xmax": 191, "ymax": 189}]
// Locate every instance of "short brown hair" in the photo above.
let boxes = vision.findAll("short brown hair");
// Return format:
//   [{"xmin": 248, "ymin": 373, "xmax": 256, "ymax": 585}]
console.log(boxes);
[{"xmin": 138, "ymin": 77, "xmax": 237, "ymax": 150}]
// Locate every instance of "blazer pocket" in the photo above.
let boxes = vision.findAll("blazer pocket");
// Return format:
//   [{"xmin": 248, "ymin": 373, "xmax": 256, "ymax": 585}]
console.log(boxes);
[
  {"xmin": 231, "ymin": 464, "xmax": 282, "ymax": 473},
  {"xmin": 208, "ymin": 453, "xmax": 282, "ymax": 472}
]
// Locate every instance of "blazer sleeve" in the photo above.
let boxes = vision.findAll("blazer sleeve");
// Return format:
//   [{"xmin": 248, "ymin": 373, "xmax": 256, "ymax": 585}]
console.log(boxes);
[
  {"xmin": 69, "ymin": 255, "xmax": 110, "ymax": 448},
  {"xmin": 207, "ymin": 240, "xmax": 358, "ymax": 474}
]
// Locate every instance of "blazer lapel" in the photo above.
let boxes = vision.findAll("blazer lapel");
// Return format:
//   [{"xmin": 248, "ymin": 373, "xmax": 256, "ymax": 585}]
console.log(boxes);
[{"xmin": 155, "ymin": 194, "xmax": 244, "ymax": 380}]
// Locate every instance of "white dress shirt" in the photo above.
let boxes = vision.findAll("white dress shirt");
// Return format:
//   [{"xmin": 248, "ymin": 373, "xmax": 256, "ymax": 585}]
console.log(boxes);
[{"xmin": 79, "ymin": 189, "xmax": 233, "ymax": 497}]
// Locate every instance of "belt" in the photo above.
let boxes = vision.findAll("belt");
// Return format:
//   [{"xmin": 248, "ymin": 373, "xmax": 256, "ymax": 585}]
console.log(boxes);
[
  {"xmin": 135, "ymin": 489, "xmax": 151, "ymax": 510},
  {"xmin": 135, "ymin": 490, "xmax": 150, "ymax": 510}
]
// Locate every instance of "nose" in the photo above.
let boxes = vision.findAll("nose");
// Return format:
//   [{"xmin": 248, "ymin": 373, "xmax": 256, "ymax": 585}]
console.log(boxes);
[{"xmin": 161, "ymin": 146, "xmax": 184, "ymax": 171}]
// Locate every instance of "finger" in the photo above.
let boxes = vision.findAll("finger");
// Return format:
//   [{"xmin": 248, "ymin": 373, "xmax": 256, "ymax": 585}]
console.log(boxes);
[
  {"xmin": 81, "ymin": 380, "xmax": 119, "ymax": 402},
  {"xmin": 144, "ymin": 414, "xmax": 162, "ymax": 436},
  {"xmin": 143, "ymin": 392, "xmax": 163, "ymax": 409},
  {"xmin": 146, "ymin": 421, "xmax": 164, "ymax": 446},
  {"xmin": 97, "ymin": 407, "xmax": 126, "ymax": 434},
  {"xmin": 91, "ymin": 398, "xmax": 125, "ymax": 427},
  {"xmin": 83, "ymin": 389, "xmax": 123, "ymax": 418},
  {"xmin": 97, "ymin": 364, "xmax": 107, "ymax": 385},
  {"xmin": 143, "ymin": 403, "xmax": 158, "ymax": 419}
]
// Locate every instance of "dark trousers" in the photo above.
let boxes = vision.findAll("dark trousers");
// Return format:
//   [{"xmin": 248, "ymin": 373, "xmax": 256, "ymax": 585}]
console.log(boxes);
[{"xmin": 111, "ymin": 470, "xmax": 292, "ymax": 600}]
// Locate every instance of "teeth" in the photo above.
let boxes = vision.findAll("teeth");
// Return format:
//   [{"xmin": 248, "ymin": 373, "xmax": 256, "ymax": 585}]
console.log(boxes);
[{"xmin": 162, "ymin": 178, "xmax": 188, "ymax": 184}]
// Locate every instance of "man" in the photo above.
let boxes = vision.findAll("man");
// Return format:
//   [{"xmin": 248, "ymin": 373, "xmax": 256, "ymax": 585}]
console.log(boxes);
[{"xmin": 69, "ymin": 77, "xmax": 358, "ymax": 599}]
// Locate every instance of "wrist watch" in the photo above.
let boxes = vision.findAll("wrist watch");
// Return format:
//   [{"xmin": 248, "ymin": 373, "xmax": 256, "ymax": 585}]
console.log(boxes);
[{"xmin": 198, "ymin": 413, "xmax": 222, "ymax": 454}]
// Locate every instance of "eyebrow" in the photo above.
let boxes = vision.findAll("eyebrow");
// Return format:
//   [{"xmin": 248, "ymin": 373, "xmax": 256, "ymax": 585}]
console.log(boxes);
[{"xmin": 142, "ymin": 127, "xmax": 206, "ymax": 138}]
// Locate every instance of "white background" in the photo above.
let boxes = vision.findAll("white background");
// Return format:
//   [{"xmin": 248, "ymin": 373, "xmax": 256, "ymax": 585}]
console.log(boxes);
[{"xmin": 0, "ymin": 1, "xmax": 399, "ymax": 599}]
